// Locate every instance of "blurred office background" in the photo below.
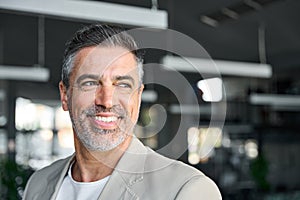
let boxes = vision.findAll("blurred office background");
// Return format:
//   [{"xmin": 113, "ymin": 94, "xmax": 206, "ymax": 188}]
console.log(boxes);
[{"xmin": 1, "ymin": 0, "xmax": 300, "ymax": 199}]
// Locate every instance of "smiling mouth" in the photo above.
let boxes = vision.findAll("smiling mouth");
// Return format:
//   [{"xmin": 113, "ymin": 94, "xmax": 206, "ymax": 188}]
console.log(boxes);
[
  {"xmin": 95, "ymin": 116, "xmax": 118, "ymax": 123},
  {"xmin": 91, "ymin": 114, "xmax": 124, "ymax": 130}
]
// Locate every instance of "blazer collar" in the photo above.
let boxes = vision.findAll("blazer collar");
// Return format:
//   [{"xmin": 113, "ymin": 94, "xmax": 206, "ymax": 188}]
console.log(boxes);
[
  {"xmin": 98, "ymin": 137, "xmax": 148, "ymax": 200},
  {"xmin": 44, "ymin": 137, "xmax": 148, "ymax": 200},
  {"xmin": 39, "ymin": 155, "xmax": 75, "ymax": 200}
]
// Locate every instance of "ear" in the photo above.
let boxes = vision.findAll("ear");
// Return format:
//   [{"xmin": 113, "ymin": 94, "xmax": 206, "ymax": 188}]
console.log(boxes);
[
  {"xmin": 59, "ymin": 81, "xmax": 69, "ymax": 111},
  {"xmin": 137, "ymin": 84, "xmax": 144, "ymax": 108},
  {"xmin": 139, "ymin": 84, "xmax": 144, "ymax": 95}
]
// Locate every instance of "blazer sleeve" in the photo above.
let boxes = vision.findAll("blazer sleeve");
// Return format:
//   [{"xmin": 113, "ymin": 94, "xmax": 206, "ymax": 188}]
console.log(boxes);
[{"xmin": 175, "ymin": 175, "xmax": 222, "ymax": 200}]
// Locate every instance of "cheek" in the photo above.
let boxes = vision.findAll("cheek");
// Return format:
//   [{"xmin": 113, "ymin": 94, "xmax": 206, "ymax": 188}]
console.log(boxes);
[
  {"xmin": 123, "ymin": 92, "xmax": 141, "ymax": 118},
  {"xmin": 69, "ymin": 92, "xmax": 93, "ymax": 112}
]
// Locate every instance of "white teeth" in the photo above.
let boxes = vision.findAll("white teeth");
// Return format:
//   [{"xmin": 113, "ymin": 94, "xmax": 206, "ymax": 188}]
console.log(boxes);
[{"xmin": 95, "ymin": 116, "xmax": 118, "ymax": 122}]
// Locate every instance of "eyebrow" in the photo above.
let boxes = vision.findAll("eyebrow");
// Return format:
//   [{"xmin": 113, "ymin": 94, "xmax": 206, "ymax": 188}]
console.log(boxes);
[
  {"xmin": 115, "ymin": 75, "xmax": 135, "ymax": 85},
  {"xmin": 76, "ymin": 74, "xmax": 135, "ymax": 85}
]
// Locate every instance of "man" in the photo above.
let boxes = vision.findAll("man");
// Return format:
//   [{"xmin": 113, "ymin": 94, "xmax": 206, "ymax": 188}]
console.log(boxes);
[{"xmin": 23, "ymin": 24, "xmax": 222, "ymax": 200}]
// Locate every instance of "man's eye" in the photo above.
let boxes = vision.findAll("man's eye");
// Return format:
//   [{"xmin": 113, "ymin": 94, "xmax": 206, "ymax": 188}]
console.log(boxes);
[
  {"xmin": 79, "ymin": 81, "xmax": 99, "ymax": 91},
  {"xmin": 81, "ymin": 81, "xmax": 98, "ymax": 86},
  {"xmin": 117, "ymin": 82, "xmax": 132, "ymax": 88}
]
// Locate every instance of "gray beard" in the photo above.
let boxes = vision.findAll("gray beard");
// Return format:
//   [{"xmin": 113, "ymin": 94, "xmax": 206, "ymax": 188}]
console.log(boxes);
[{"xmin": 69, "ymin": 103, "xmax": 133, "ymax": 151}]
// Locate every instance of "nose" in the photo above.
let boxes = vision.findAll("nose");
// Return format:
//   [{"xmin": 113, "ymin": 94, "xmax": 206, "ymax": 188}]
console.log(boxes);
[{"xmin": 95, "ymin": 85, "xmax": 114, "ymax": 109}]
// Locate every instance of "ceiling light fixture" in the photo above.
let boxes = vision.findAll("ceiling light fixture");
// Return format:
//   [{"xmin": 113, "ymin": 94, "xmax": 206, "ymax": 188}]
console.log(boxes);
[
  {"xmin": 0, "ymin": 65, "xmax": 50, "ymax": 82},
  {"xmin": 250, "ymin": 93, "xmax": 300, "ymax": 107},
  {"xmin": 141, "ymin": 90, "xmax": 158, "ymax": 102},
  {"xmin": 161, "ymin": 55, "xmax": 272, "ymax": 78},
  {"xmin": 0, "ymin": 0, "xmax": 168, "ymax": 28}
]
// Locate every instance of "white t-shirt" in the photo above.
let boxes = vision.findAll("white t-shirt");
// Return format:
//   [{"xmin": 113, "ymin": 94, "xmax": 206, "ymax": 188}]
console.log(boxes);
[{"xmin": 56, "ymin": 163, "xmax": 110, "ymax": 200}]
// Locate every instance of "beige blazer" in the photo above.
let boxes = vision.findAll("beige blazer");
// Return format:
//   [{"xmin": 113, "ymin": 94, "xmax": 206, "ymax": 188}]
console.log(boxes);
[{"xmin": 23, "ymin": 138, "xmax": 222, "ymax": 200}]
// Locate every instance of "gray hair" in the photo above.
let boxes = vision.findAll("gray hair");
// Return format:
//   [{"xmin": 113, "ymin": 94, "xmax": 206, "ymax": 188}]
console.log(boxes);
[{"xmin": 62, "ymin": 24, "xmax": 144, "ymax": 88}]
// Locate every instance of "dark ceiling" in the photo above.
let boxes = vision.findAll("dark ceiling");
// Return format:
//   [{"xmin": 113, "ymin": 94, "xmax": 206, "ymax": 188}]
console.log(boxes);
[
  {"xmin": 0, "ymin": 0, "xmax": 300, "ymax": 99},
  {"xmin": 101, "ymin": 0, "xmax": 300, "ymax": 68}
]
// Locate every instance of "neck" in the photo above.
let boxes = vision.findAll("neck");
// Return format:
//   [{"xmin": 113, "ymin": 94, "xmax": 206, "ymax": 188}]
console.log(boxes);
[{"xmin": 72, "ymin": 135, "xmax": 132, "ymax": 182}]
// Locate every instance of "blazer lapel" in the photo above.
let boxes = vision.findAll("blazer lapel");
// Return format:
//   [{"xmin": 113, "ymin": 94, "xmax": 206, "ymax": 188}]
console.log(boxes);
[
  {"xmin": 98, "ymin": 137, "xmax": 147, "ymax": 200},
  {"xmin": 48, "ymin": 155, "xmax": 74, "ymax": 200},
  {"xmin": 97, "ymin": 170, "xmax": 140, "ymax": 200}
]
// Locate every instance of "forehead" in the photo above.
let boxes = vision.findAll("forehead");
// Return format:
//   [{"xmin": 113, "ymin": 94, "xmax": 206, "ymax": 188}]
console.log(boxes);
[{"xmin": 73, "ymin": 46, "xmax": 138, "ymax": 79}]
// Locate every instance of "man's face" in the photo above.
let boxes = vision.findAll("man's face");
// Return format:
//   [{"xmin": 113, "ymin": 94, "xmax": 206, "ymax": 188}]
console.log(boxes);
[{"xmin": 60, "ymin": 46, "xmax": 143, "ymax": 151}]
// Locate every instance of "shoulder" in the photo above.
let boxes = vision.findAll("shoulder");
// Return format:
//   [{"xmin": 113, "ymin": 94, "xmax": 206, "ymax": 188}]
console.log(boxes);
[
  {"xmin": 144, "ymin": 147, "xmax": 202, "ymax": 177},
  {"xmin": 23, "ymin": 155, "xmax": 73, "ymax": 198},
  {"xmin": 144, "ymin": 148, "xmax": 222, "ymax": 199},
  {"xmin": 174, "ymin": 174, "xmax": 222, "ymax": 199},
  {"xmin": 30, "ymin": 156, "xmax": 72, "ymax": 180}
]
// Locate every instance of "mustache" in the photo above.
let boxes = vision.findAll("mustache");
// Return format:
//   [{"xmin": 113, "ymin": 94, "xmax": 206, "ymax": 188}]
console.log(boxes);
[{"xmin": 84, "ymin": 105, "xmax": 126, "ymax": 117}]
